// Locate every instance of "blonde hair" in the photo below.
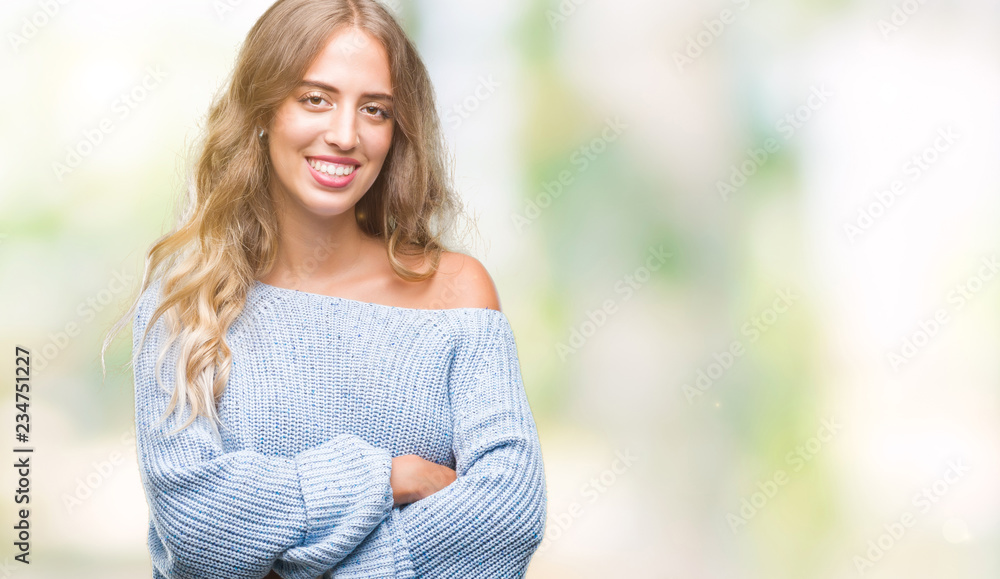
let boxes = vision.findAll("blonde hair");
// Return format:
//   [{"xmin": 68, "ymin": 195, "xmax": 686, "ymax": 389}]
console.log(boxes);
[{"xmin": 102, "ymin": 0, "xmax": 472, "ymax": 436}]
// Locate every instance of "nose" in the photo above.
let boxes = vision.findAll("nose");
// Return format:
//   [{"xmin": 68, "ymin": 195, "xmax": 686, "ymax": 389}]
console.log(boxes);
[{"xmin": 324, "ymin": 104, "xmax": 359, "ymax": 151}]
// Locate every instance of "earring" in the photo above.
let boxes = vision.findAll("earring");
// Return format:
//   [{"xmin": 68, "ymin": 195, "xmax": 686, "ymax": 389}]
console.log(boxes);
[{"xmin": 258, "ymin": 128, "xmax": 265, "ymax": 138}]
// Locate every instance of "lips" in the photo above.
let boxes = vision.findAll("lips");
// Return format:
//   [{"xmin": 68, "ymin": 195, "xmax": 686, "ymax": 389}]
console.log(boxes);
[
  {"xmin": 307, "ymin": 157, "xmax": 358, "ymax": 176},
  {"xmin": 305, "ymin": 157, "xmax": 359, "ymax": 188}
]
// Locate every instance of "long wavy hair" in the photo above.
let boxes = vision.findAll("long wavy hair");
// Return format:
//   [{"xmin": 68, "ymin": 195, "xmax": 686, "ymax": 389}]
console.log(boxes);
[{"xmin": 102, "ymin": 0, "xmax": 472, "ymax": 436}]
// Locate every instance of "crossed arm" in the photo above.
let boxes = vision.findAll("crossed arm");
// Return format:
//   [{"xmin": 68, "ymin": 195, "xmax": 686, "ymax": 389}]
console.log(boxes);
[{"xmin": 134, "ymin": 281, "xmax": 545, "ymax": 579}]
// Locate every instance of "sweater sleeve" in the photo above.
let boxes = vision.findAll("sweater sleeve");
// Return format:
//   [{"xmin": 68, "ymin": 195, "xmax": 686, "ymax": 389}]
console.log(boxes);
[
  {"xmin": 325, "ymin": 312, "xmax": 548, "ymax": 579},
  {"xmin": 133, "ymin": 281, "xmax": 394, "ymax": 579}
]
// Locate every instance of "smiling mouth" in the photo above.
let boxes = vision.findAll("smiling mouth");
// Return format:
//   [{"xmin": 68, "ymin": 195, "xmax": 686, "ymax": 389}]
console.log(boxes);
[{"xmin": 307, "ymin": 158, "xmax": 358, "ymax": 176}]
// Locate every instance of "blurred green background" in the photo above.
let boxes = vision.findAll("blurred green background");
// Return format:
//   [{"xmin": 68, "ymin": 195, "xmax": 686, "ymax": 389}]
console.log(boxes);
[{"xmin": 2, "ymin": 0, "xmax": 998, "ymax": 577}]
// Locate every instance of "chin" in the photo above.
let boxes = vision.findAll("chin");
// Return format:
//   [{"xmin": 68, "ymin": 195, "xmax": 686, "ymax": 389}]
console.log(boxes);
[{"xmin": 307, "ymin": 202, "xmax": 357, "ymax": 218}]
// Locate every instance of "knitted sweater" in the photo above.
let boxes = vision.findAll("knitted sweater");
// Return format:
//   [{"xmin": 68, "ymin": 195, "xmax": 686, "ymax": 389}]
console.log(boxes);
[{"xmin": 132, "ymin": 279, "xmax": 547, "ymax": 579}]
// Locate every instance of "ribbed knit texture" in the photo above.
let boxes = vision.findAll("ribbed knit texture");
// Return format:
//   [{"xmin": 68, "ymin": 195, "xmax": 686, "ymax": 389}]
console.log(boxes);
[{"xmin": 132, "ymin": 279, "xmax": 547, "ymax": 579}]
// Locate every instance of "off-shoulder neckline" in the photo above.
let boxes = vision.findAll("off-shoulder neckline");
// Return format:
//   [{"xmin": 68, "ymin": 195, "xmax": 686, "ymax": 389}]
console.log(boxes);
[{"xmin": 252, "ymin": 279, "xmax": 509, "ymax": 318}]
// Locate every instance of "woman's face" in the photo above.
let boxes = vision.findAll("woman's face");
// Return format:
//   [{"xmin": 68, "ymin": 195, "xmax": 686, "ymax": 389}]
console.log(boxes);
[{"xmin": 266, "ymin": 27, "xmax": 395, "ymax": 221}]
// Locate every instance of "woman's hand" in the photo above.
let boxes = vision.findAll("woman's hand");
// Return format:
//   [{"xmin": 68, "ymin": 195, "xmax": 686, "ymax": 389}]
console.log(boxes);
[
  {"xmin": 390, "ymin": 454, "xmax": 457, "ymax": 506},
  {"xmin": 261, "ymin": 457, "xmax": 454, "ymax": 578}
]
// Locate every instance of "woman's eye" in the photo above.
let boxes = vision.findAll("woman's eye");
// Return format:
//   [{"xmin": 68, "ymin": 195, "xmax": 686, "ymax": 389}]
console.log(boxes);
[
  {"xmin": 300, "ymin": 93, "xmax": 328, "ymax": 107},
  {"xmin": 363, "ymin": 104, "xmax": 392, "ymax": 120}
]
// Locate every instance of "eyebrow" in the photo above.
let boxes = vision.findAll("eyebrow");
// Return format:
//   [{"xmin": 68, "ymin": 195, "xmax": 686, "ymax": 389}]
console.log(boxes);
[{"xmin": 299, "ymin": 80, "xmax": 393, "ymax": 102}]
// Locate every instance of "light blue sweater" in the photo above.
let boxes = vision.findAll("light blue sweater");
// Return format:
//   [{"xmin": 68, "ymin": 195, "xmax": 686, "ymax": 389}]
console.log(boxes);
[{"xmin": 132, "ymin": 279, "xmax": 547, "ymax": 578}]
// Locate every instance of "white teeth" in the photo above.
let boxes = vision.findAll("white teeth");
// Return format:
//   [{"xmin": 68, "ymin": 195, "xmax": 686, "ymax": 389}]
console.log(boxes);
[{"xmin": 309, "ymin": 159, "xmax": 356, "ymax": 176}]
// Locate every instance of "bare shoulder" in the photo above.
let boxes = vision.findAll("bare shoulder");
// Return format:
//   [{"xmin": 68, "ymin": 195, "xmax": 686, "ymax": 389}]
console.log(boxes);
[{"xmin": 433, "ymin": 251, "xmax": 501, "ymax": 312}]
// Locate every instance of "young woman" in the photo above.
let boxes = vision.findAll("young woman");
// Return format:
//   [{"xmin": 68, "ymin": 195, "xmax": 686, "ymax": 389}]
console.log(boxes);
[{"xmin": 105, "ymin": 1, "xmax": 547, "ymax": 577}]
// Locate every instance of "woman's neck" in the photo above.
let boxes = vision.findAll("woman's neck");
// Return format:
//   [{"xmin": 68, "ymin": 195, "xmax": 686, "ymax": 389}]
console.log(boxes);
[{"xmin": 263, "ymin": 205, "xmax": 379, "ymax": 291}]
